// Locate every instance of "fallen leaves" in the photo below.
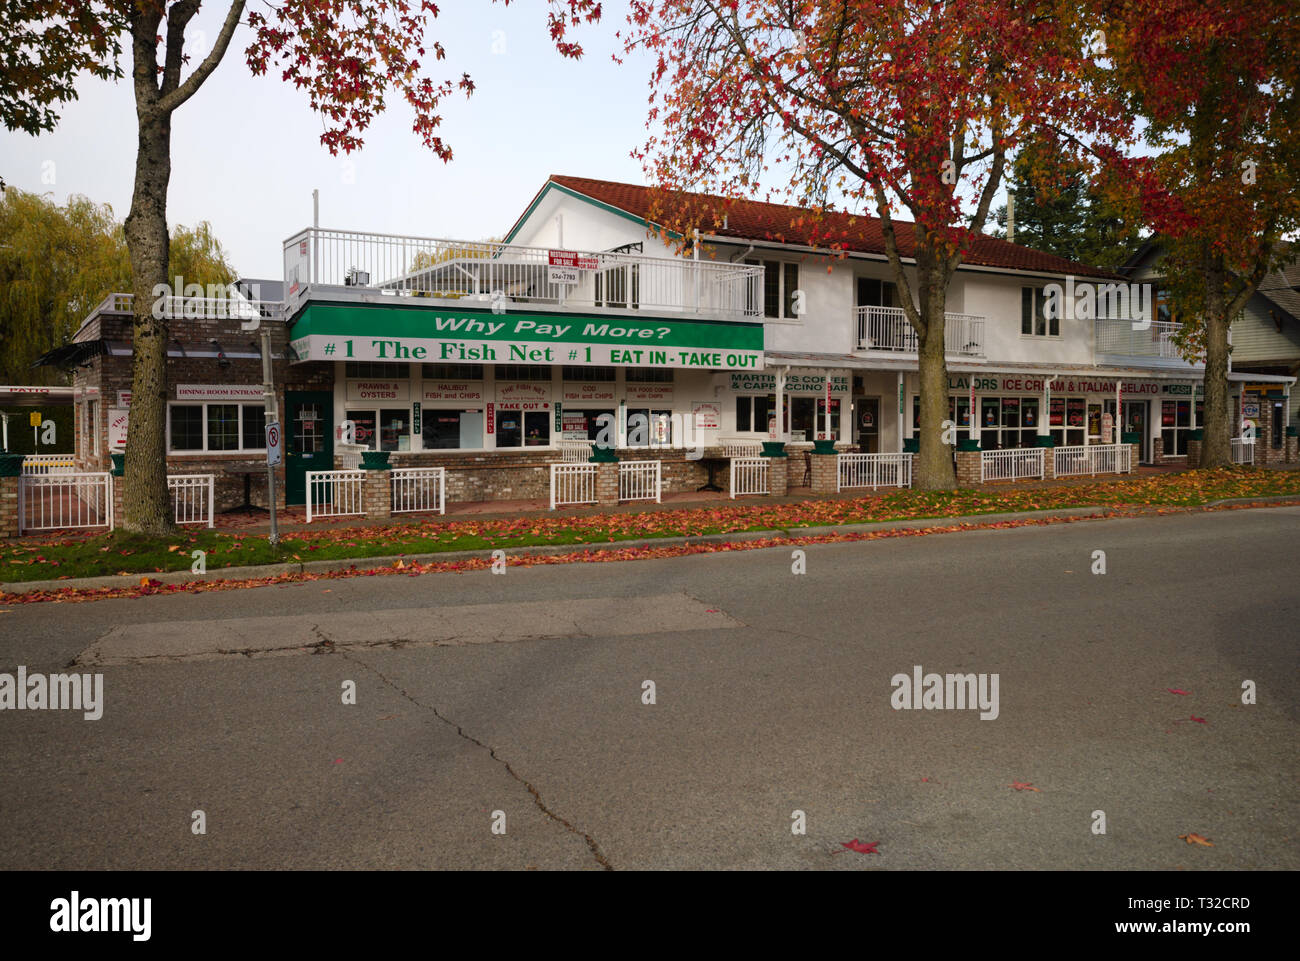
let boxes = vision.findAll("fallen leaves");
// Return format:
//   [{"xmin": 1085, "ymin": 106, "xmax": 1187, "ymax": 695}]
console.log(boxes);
[
  {"xmin": 1010, "ymin": 781, "xmax": 1041, "ymax": 792},
  {"xmin": 842, "ymin": 839, "xmax": 880, "ymax": 854},
  {"xmin": 1167, "ymin": 688, "xmax": 1192, "ymax": 695},
  {"xmin": 1178, "ymin": 833, "xmax": 1214, "ymax": 847}
]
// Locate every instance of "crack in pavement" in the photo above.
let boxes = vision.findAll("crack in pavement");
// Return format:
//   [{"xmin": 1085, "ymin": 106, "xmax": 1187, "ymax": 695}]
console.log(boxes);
[{"xmin": 327, "ymin": 636, "xmax": 614, "ymax": 871}]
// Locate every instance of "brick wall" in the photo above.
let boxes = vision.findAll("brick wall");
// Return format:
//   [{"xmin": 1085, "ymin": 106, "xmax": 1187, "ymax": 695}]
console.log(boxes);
[
  {"xmin": 810, "ymin": 453, "xmax": 837, "ymax": 493},
  {"xmin": 362, "ymin": 469, "xmax": 392, "ymax": 520},
  {"xmin": 0, "ymin": 474, "xmax": 18, "ymax": 539},
  {"xmin": 955, "ymin": 449, "xmax": 981, "ymax": 487}
]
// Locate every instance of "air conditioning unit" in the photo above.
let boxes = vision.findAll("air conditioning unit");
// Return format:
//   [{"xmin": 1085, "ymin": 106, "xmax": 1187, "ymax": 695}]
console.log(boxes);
[{"xmin": 344, "ymin": 267, "xmax": 370, "ymax": 287}]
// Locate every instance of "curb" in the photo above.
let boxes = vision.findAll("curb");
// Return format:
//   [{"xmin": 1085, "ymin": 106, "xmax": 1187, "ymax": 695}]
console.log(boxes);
[{"xmin": 3, "ymin": 496, "xmax": 1297, "ymax": 596}]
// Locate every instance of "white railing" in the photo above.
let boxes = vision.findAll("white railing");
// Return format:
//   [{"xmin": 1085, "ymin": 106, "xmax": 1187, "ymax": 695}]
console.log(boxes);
[
  {"xmin": 87, "ymin": 292, "xmax": 283, "ymax": 322},
  {"xmin": 167, "ymin": 474, "xmax": 215, "ymax": 527},
  {"xmin": 1053, "ymin": 444, "xmax": 1132, "ymax": 477},
  {"xmin": 1095, "ymin": 318, "xmax": 1197, "ymax": 363},
  {"xmin": 729, "ymin": 456, "xmax": 769, "ymax": 497},
  {"xmin": 719, "ymin": 439, "xmax": 763, "ymax": 457},
  {"xmin": 284, "ymin": 227, "xmax": 764, "ymax": 319},
  {"xmin": 1232, "ymin": 438, "xmax": 1254, "ymax": 465},
  {"xmin": 550, "ymin": 462, "xmax": 598, "ymax": 509},
  {"xmin": 391, "ymin": 467, "xmax": 446, "ymax": 514},
  {"xmin": 557, "ymin": 439, "xmax": 595, "ymax": 463},
  {"xmin": 980, "ymin": 448, "xmax": 1045, "ymax": 482},
  {"xmin": 21, "ymin": 454, "xmax": 77, "ymax": 475},
  {"xmin": 837, "ymin": 453, "xmax": 913, "ymax": 490},
  {"xmin": 618, "ymin": 460, "xmax": 661, "ymax": 503},
  {"xmin": 855, "ymin": 306, "xmax": 985, "ymax": 356},
  {"xmin": 18, "ymin": 472, "xmax": 112, "ymax": 533},
  {"xmin": 306, "ymin": 469, "xmax": 365, "ymax": 522}
]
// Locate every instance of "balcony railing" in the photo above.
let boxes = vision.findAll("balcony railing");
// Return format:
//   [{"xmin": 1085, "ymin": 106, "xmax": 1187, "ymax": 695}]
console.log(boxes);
[
  {"xmin": 283, "ymin": 228, "xmax": 763, "ymax": 320},
  {"xmin": 1094, "ymin": 318, "xmax": 1198, "ymax": 363},
  {"xmin": 855, "ymin": 306, "xmax": 985, "ymax": 356}
]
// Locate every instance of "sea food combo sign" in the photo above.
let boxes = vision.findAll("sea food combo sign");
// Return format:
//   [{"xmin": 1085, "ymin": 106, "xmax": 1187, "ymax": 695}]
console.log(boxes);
[{"xmin": 289, "ymin": 303, "xmax": 764, "ymax": 370}]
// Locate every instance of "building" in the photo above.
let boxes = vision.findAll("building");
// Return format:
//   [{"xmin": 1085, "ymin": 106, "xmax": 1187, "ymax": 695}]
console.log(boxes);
[{"xmin": 45, "ymin": 176, "xmax": 1296, "ymax": 510}]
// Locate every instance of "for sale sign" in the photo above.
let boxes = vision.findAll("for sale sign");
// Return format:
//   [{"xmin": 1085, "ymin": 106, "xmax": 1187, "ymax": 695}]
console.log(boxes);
[{"xmin": 548, "ymin": 250, "xmax": 599, "ymax": 271}]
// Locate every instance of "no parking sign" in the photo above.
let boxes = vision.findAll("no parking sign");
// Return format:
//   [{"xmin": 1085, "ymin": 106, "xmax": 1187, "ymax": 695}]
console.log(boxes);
[{"xmin": 266, "ymin": 421, "xmax": 282, "ymax": 466}]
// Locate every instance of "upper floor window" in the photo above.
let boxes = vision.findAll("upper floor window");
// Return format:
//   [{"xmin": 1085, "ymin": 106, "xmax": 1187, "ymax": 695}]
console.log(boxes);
[
  {"xmin": 857, "ymin": 277, "xmax": 899, "ymax": 308},
  {"xmin": 422, "ymin": 363, "xmax": 483, "ymax": 380},
  {"xmin": 562, "ymin": 365, "xmax": 616, "ymax": 381},
  {"xmin": 1021, "ymin": 287, "xmax": 1059, "ymax": 337},
  {"xmin": 346, "ymin": 361, "xmax": 409, "ymax": 379},
  {"xmin": 746, "ymin": 259, "xmax": 800, "ymax": 320},
  {"xmin": 495, "ymin": 364, "xmax": 552, "ymax": 382},
  {"xmin": 625, "ymin": 368, "xmax": 674, "ymax": 383}
]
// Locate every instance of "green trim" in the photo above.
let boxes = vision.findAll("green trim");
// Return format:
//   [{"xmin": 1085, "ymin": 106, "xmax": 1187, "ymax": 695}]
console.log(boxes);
[
  {"xmin": 760, "ymin": 441, "xmax": 787, "ymax": 458},
  {"xmin": 1033, "ymin": 435, "xmax": 1056, "ymax": 448},
  {"xmin": 1188, "ymin": 429, "xmax": 1204, "ymax": 441},
  {"xmin": 360, "ymin": 450, "xmax": 391, "ymax": 471},
  {"xmin": 902, "ymin": 438, "xmax": 919, "ymax": 453},
  {"xmin": 110, "ymin": 453, "xmax": 125, "ymax": 477},
  {"xmin": 0, "ymin": 452, "xmax": 23, "ymax": 477},
  {"xmin": 502, "ymin": 182, "xmax": 684, "ymax": 246},
  {"xmin": 1121, "ymin": 432, "xmax": 1141, "ymax": 444},
  {"xmin": 957, "ymin": 439, "xmax": 981, "ymax": 452},
  {"xmin": 811, "ymin": 439, "xmax": 837, "ymax": 455},
  {"xmin": 588, "ymin": 446, "xmax": 619, "ymax": 463}
]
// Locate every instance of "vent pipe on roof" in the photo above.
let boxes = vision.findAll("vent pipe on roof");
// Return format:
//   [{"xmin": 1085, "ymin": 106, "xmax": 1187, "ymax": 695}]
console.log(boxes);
[
  {"xmin": 1006, "ymin": 192, "xmax": 1015, "ymax": 243},
  {"xmin": 313, "ymin": 189, "xmax": 319, "ymax": 228}
]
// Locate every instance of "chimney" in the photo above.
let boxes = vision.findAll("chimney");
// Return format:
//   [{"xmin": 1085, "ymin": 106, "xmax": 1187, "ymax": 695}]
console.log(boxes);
[{"xmin": 1006, "ymin": 192, "xmax": 1015, "ymax": 243}]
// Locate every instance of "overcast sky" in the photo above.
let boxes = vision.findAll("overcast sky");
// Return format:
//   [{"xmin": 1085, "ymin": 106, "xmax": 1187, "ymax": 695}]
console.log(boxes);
[{"xmin": 0, "ymin": 2, "xmax": 655, "ymax": 280}]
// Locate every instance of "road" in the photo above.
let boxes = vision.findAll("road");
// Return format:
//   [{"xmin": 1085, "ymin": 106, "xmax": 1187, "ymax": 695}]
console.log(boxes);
[{"xmin": 1, "ymin": 506, "xmax": 1297, "ymax": 870}]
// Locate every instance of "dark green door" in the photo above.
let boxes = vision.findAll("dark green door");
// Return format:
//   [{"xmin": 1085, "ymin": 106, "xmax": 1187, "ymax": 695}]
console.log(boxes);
[{"xmin": 285, "ymin": 391, "xmax": 333, "ymax": 506}]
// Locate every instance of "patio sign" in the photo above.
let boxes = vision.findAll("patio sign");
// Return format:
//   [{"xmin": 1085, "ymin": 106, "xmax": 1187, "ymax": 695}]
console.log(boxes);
[{"xmin": 288, "ymin": 303, "xmax": 763, "ymax": 371}]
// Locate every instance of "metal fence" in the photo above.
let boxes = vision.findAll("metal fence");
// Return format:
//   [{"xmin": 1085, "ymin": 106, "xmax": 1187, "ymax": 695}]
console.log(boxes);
[
  {"xmin": 557, "ymin": 439, "xmax": 595, "ymax": 463},
  {"xmin": 306, "ymin": 470, "xmax": 365, "ymax": 522},
  {"xmin": 618, "ymin": 460, "xmax": 661, "ymax": 503},
  {"xmin": 550, "ymin": 463, "xmax": 598, "ymax": 509},
  {"xmin": 1053, "ymin": 444, "xmax": 1131, "ymax": 477},
  {"xmin": 980, "ymin": 448, "xmax": 1045, "ymax": 482},
  {"xmin": 167, "ymin": 474, "xmax": 215, "ymax": 527},
  {"xmin": 20, "ymin": 455, "xmax": 77, "ymax": 476},
  {"xmin": 837, "ymin": 453, "xmax": 913, "ymax": 490},
  {"xmin": 855, "ymin": 306, "xmax": 985, "ymax": 356},
  {"xmin": 1232, "ymin": 438, "xmax": 1254, "ymax": 465},
  {"xmin": 18, "ymin": 472, "xmax": 113, "ymax": 533},
  {"xmin": 729, "ymin": 456, "xmax": 769, "ymax": 497},
  {"xmin": 284, "ymin": 227, "xmax": 764, "ymax": 318},
  {"xmin": 1095, "ymin": 318, "xmax": 1192, "ymax": 361},
  {"xmin": 391, "ymin": 467, "xmax": 446, "ymax": 514},
  {"xmin": 719, "ymin": 439, "xmax": 763, "ymax": 457}
]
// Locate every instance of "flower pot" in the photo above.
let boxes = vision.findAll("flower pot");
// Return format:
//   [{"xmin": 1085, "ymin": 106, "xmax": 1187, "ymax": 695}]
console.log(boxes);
[
  {"xmin": 110, "ymin": 452, "xmax": 125, "ymax": 476},
  {"xmin": 760, "ymin": 441, "xmax": 787, "ymax": 458},
  {"xmin": 360, "ymin": 450, "xmax": 391, "ymax": 470},
  {"xmin": 811, "ymin": 439, "xmax": 837, "ymax": 455},
  {"xmin": 588, "ymin": 445, "xmax": 619, "ymax": 463}
]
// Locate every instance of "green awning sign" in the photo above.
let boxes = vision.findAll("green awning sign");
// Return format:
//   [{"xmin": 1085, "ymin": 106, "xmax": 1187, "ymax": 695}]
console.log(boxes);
[{"xmin": 289, "ymin": 302, "xmax": 764, "ymax": 370}]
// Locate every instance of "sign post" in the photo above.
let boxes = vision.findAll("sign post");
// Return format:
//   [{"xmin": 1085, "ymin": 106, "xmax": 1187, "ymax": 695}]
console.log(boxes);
[{"xmin": 260, "ymin": 329, "xmax": 280, "ymax": 546}]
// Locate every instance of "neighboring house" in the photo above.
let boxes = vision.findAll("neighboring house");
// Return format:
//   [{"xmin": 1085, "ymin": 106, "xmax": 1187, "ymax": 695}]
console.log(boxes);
[{"xmin": 1124, "ymin": 240, "xmax": 1298, "ymax": 465}]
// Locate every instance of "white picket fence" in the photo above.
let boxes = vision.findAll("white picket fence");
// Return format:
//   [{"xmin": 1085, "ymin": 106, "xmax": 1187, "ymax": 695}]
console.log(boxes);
[
  {"xmin": 21, "ymin": 454, "xmax": 78, "ymax": 475},
  {"xmin": 1053, "ymin": 444, "xmax": 1131, "ymax": 477},
  {"xmin": 980, "ymin": 448, "xmax": 1045, "ymax": 482},
  {"xmin": 729, "ymin": 456, "xmax": 769, "ymax": 497},
  {"xmin": 550, "ymin": 462, "xmax": 598, "ymax": 509},
  {"xmin": 391, "ymin": 467, "xmax": 446, "ymax": 514},
  {"xmin": 18, "ymin": 472, "xmax": 113, "ymax": 533},
  {"xmin": 306, "ymin": 469, "xmax": 365, "ymax": 522},
  {"xmin": 557, "ymin": 439, "xmax": 595, "ymax": 463},
  {"xmin": 720, "ymin": 439, "xmax": 763, "ymax": 457},
  {"xmin": 167, "ymin": 474, "xmax": 215, "ymax": 527},
  {"xmin": 1232, "ymin": 438, "xmax": 1254, "ymax": 465},
  {"xmin": 618, "ymin": 460, "xmax": 661, "ymax": 503},
  {"xmin": 837, "ymin": 453, "xmax": 913, "ymax": 491}
]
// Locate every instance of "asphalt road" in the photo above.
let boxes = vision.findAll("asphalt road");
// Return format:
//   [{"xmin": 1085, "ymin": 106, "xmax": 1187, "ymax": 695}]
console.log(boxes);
[{"xmin": 1, "ymin": 506, "xmax": 1296, "ymax": 870}]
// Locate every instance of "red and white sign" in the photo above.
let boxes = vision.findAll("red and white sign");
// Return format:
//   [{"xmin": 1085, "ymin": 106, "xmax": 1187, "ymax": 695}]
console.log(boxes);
[
  {"xmin": 422, "ymin": 382, "xmax": 483, "ymax": 403},
  {"xmin": 692, "ymin": 402, "xmax": 721, "ymax": 430},
  {"xmin": 625, "ymin": 384, "xmax": 674, "ymax": 403},
  {"xmin": 548, "ymin": 250, "xmax": 599, "ymax": 271},
  {"xmin": 117, "ymin": 391, "xmax": 132, "ymax": 407},
  {"xmin": 486, "ymin": 402, "xmax": 495, "ymax": 434},
  {"xmin": 108, "ymin": 408, "xmax": 129, "ymax": 450},
  {"xmin": 176, "ymin": 384, "xmax": 264, "ymax": 402},
  {"xmin": 346, "ymin": 381, "xmax": 409, "ymax": 402},
  {"xmin": 563, "ymin": 383, "xmax": 616, "ymax": 403},
  {"xmin": 496, "ymin": 382, "xmax": 551, "ymax": 410}
]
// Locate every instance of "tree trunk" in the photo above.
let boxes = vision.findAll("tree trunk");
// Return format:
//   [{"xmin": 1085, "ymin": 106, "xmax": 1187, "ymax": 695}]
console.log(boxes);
[
  {"xmin": 1198, "ymin": 246, "xmax": 1232, "ymax": 468},
  {"xmin": 120, "ymin": 109, "xmax": 177, "ymax": 535},
  {"xmin": 914, "ymin": 247, "xmax": 957, "ymax": 490}
]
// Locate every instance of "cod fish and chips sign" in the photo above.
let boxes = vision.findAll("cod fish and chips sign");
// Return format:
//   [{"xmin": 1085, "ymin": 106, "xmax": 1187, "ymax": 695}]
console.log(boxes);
[{"xmin": 288, "ymin": 304, "xmax": 764, "ymax": 371}]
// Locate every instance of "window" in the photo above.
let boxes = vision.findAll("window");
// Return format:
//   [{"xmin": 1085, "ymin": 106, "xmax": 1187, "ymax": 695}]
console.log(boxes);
[
  {"xmin": 595, "ymin": 264, "xmax": 639, "ymax": 309},
  {"xmin": 1160, "ymin": 399, "xmax": 1201, "ymax": 457},
  {"xmin": 1021, "ymin": 287, "xmax": 1058, "ymax": 336},
  {"xmin": 346, "ymin": 361, "xmax": 409, "ymax": 379},
  {"xmin": 625, "ymin": 367, "xmax": 673, "ymax": 383},
  {"xmin": 422, "ymin": 363, "xmax": 482, "ymax": 380},
  {"xmin": 496, "ymin": 410, "xmax": 550, "ymax": 448},
  {"xmin": 789, "ymin": 396, "xmax": 840, "ymax": 440},
  {"xmin": 495, "ymin": 364, "xmax": 552, "ymax": 382},
  {"xmin": 565, "ymin": 410, "xmax": 616, "ymax": 441},
  {"xmin": 168, "ymin": 403, "xmax": 266, "ymax": 453},
  {"xmin": 745, "ymin": 259, "xmax": 801, "ymax": 320},
  {"xmin": 346, "ymin": 408, "xmax": 411, "ymax": 451},
  {"xmin": 857, "ymin": 277, "xmax": 899, "ymax": 307},
  {"xmin": 735, "ymin": 395, "xmax": 775, "ymax": 433},
  {"xmin": 562, "ymin": 365, "xmax": 616, "ymax": 382},
  {"xmin": 422, "ymin": 409, "xmax": 484, "ymax": 449},
  {"xmin": 626, "ymin": 409, "xmax": 672, "ymax": 446}
]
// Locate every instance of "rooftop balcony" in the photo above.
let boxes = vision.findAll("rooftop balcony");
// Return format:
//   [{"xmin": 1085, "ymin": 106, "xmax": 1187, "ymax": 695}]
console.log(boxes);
[
  {"xmin": 855, "ymin": 305, "xmax": 985, "ymax": 357},
  {"xmin": 282, "ymin": 228, "xmax": 764, "ymax": 321},
  {"xmin": 1094, "ymin": 318, "xmax": 1202, "ymax": 367}
]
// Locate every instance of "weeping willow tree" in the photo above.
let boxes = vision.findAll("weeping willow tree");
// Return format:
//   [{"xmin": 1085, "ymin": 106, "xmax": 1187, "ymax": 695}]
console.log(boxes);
[{"xmin": 0, "ymin": 189, "xmax": 235, "ymax": 384}]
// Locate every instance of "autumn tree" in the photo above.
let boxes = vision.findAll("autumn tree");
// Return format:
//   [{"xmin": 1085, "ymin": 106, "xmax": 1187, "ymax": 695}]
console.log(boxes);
[
  {"xmin": 0, "ymin": 189, "xmax": 235, "ymax": 384},
  {"xmin": 1, "ymin": 0, "xmax": 600, "ymax": 535},
  {"xmin": 623, "ymin": 0, "xmax": 1123, "ymax": 489},
  {"xmin": 1102, "ymin": 0, "xmax": 1300, "ymax": 467}
]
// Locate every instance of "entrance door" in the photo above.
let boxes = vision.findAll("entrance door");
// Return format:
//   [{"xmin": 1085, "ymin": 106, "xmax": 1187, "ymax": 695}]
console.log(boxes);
[
  {"xmin": 1123, "ymin": 401, "xmax": 1148, "ymax": 463},
  {"xmin": 856, "ymin": 397, "xmax": 880, "ymax": 452},
  {"xmin": 285, "ymin": 391, "xmax": 333, "ymax": 506}
]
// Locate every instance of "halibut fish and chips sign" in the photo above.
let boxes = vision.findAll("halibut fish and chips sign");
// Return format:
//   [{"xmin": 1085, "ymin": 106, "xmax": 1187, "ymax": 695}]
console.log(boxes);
[{"xmin": 288, "ymin": 304, "xmax": 763, "ymax": 370}]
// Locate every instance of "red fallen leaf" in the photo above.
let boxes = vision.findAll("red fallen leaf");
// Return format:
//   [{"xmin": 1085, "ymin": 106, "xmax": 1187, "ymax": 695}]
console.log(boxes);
[
  {"xmin": 333, "ymin": 758, "xmax": 344, "ymax": 764},
  {"xmin": 1010, "ymin": 781, "xmax": 1041, "ymax": 792},
  {"xmin": 706, "ymin": 608, "xmax": 720, "ymax": 613},
  {"xmin": 1190, "ymin": 716, "xmax": 1207, "ymax": 724},
  {"xmin": 842, "ymin": 839, "xmax": 879, "ymax": 854},
  {"xmin": 1178, "ymin": 833, "xmax": 1214, "ymax": 847},
  {"xmin": 1167, "ymin": 688, "xmax": 1192, "ymax": 695}
]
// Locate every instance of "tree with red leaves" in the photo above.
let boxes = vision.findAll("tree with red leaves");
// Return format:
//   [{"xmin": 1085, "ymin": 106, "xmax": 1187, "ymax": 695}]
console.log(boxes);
[
  {"xmin": 1101, "ymin": 0, "xmax": 1300, "ymax": 468},
  {"xmin": 1, "ymin": 1, "xmax": 601, "ymax": 533},
  {"xmin": 622, "ymin": 0, "xmax": 1125, "ymax": 489}
]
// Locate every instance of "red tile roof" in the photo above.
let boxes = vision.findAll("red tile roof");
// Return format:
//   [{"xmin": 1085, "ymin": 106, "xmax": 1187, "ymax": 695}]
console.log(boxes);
[{"xmin": 545, "ymin": 174, "xmax": 1120, "ymax": 279}]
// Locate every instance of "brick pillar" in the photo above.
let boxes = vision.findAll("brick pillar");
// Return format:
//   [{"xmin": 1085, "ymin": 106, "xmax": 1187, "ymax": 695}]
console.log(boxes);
[
  {"xmin": 111, "ymin": 473, "xmax": 124, "ymax": 529},
  {"xmin": 810, "ymin": 452, "xmax": 838, "ymax": 494},
  {"xmin": 0, "ymin": 468, "xmax": 20, "ymax": 539},
  {"xmin": 596, "ymin": 461, "xmax": 619, "ymax": 506},
  {"xmin": 1129, "ymin": 442, "xmax": 1140, "ymax": 472},
  {"xmin": 767, "ymin": 456, "xmax": 788, "ymax": 497},
  {"xmin": 1286, "ymin": 428, "xmax": 1298, "ymax": 464},
  {"xmin": 955, "ymin": 448, "xmax": 982, "ymax": 487},
  {"xmin": 1187, "ymin": 438, "xmax": 1202, "ymax": 467},
  {"xmin": 362, "ymin": 468, "xmax": 392, "ymax": 521},
  {"xmin": 1152, "ymin": 436, "xmax": 1164, "ymax": 465},
  {"xmin": 1038, "ymin": 444, "xmax": 1055, "ymax": 481}
]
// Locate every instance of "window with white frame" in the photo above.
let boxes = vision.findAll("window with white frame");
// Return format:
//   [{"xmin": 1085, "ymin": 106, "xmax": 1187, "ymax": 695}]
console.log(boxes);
[
  {"xmin": 1021, "ymin": 287, "xmax": 1059, "ymax": 337},
  {"xmin": 168, "ymin": 403, "xmax": 266, "ymax": 452},
  {"xmin": 745, "ymin": 259, "xmax": 800, "ymax": 320}
]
